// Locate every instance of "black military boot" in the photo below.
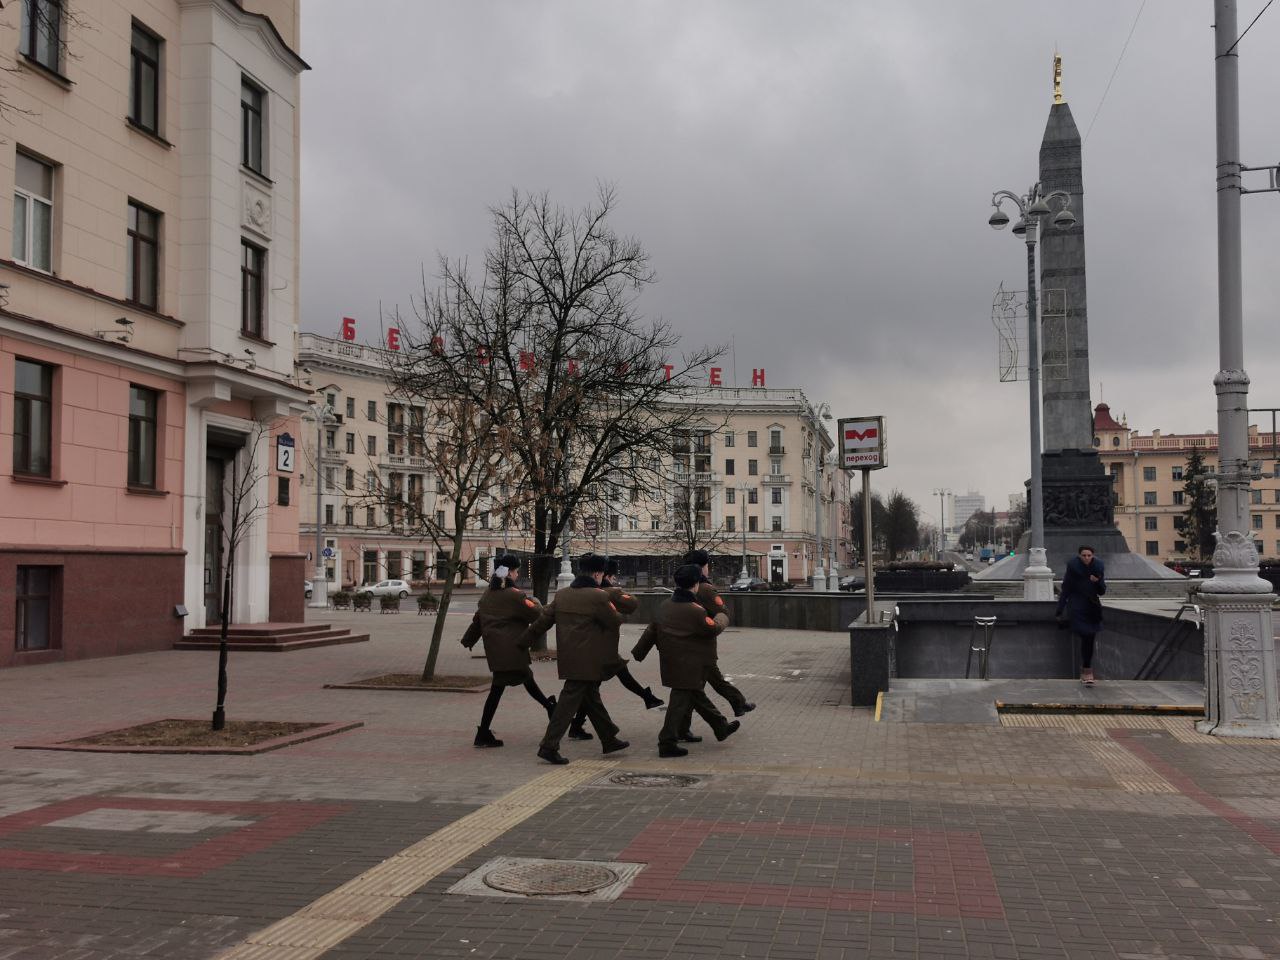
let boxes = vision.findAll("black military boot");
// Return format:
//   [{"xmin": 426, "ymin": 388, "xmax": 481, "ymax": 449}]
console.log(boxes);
[
  {"xmin": 474, "ymin": 728, "xmax": 504, "ymax": 748},
  {"xmin": 659, "ymin": 743, "xmax": 689, "ymax": 758},
  {"xmin": 641, "ymin": 687, "xmax": 665, "ymax": 709},
  {"xmin": 714, "ymin": 720, "xmax": 741, "ymax": 742},
  {"xmin": 537, "ymin": 746, "xmax": 569, "ymax": 765},
  {"xmin": 732, "ymin": 701, "xmax": 756, "ymax": 717},
  {"xmin": 600, "ymin": 738, "xmax": 630, "ymax": 755},
  {"xmin": 567, "ymin": 721, "xmax": 594, "ymax": 741},
  {"xmin": 678, "ymin": 731, "xmax": 703, "ymax": 743}
]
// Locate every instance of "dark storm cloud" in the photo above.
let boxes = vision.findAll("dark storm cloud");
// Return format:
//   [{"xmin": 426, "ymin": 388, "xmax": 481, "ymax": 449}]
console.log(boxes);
[{"xmin": 300, "ymin": 1, "xmax": 1280, "ymax": 511}]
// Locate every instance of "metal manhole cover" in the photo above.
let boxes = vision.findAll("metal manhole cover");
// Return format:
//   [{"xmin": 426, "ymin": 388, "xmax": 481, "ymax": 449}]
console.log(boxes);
[
  {"xmin": 483, "ymin": 861, "xmax": 619, "ymax": 896},
  {"xmin": 608, "ymin": 772, "xmax": 701, "ymax": 788}
]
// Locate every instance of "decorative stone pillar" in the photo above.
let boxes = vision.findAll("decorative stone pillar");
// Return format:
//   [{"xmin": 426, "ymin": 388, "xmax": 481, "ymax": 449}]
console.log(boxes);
[
  {"xmin": 1198, "ymin": 531, "xmax": 1280, "ymax": 738},
  {"xmin": 1023, "ymin": 546, "xmax": 1054, "ymax": 601}
]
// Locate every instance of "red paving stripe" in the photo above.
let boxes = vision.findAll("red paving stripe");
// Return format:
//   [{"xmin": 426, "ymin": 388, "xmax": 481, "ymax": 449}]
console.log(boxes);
[
  {"xmin": 616, "ymin": 818, "xmax": 1004, "ymax": 920},
  {"xmin": 0, "ymin": 795, "xmax": 349, "ymax": 877},
  {"xmin": 1110, "ymin": 729, "xmax": 1280, "ymax": 855}
]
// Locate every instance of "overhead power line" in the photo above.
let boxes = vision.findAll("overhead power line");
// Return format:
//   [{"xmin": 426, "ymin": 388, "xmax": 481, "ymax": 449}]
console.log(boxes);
[
  {"xmin": 1225, "ymin": 0, "xmax": 1275, "ymax": 56},
  {"xmin": 1083, "ymin": 0, "xmax": 1148, "ymax": 144}
]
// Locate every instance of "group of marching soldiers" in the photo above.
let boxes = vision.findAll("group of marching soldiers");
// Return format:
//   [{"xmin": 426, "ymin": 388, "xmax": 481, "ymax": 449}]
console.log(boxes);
[{"xmin": 461, "ymin": 549, "xmax": 755, "ymax": 763}]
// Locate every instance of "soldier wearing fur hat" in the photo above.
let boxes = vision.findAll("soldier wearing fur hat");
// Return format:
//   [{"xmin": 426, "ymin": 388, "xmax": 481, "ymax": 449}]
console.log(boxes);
[
  {"xmin": 522, "ymin": 552, "xmax": 630, "ymax": 764},
  {"xmin": 680, "ymin": 550, "xmax": 755, "ymax": 733},
  {"xmin": 460, "ymin": 555, "xmax": 557, "ymax": 747},
  {"xmin": 632, "ymin": 563, "xmax": 740, "ymax": 757},
  {"xmin": 566, "ymin": 556, "xmax": 664, "ymax": 741}
]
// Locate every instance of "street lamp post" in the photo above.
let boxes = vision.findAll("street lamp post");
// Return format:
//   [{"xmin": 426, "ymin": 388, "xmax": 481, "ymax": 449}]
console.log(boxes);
[
  {"xmin": 1197, "ymin": 0, "xmax": 1280, "ymax": 737},
  {"xmin": 307, "ymin": 390, "xmax": 338, "ymax": 609},
  {"xmin": 826, "ymin": 453, "xmax": 841, "ymax": 591},
  {"xmin": 988, "ymin": 182, "xmax": 1076, "ymax": 600},
  {"xmin": 933, "ymin": 488, "xmax": 950, "ymax": 561},
  {"xmin": 808, "ymin": 401, "xmax": 832, "ymax": 591},
  {"xmin": 738, "ymin": 482, "xmax": 749, "ymax": 581}
]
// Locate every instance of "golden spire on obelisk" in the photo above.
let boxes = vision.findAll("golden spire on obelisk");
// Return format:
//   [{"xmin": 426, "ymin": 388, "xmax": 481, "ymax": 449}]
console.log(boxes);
[{"xmin": 1053, "ymin": 52, "xmax": 1064, "ymax": 104}]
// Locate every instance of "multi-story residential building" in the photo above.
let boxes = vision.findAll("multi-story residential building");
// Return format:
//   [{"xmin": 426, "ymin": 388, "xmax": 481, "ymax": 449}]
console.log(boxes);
[
  {"xmin": 1094, "ymin": 403, "xmax": 1280, "ymax": 561},
  {"xmin": 949, "ymin": 490, "xmax": 986, "ymax": 535},
  {"xmin": 1, "ymin": 0, "xmax": 308, "ymax": 666},
  {"xmin": 296, "ymin": 333, "xmax": 852, "ymax": 587}
]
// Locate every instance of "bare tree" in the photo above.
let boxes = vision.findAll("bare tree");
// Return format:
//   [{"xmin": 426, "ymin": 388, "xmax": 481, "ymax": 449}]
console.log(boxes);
[
  {"xmin": 3, "ymin": 2, "xmax": 90, "ymax": 124},
  {"xmin": 212, "ymin": 423, "xmax": 273, "ymax": 731},
  {"xmin": 394, "ymin": 185, "xmax": 726, "ymax": 608},
  {"xmin": 651, "ymin": 477, "xmax": 735, "ymax": 558}
]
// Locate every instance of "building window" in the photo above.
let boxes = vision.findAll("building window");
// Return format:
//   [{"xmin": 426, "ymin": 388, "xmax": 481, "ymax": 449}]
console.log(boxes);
[
  {"xmin": 324, "ymin": 466, "xmax": 335, "ymax": 491},
  {"xmin": 1144, "ymin": 516, "xmax": 1158, "ymax": 531},
  {"xmin": 367, "ymin": 400, "xmax": 377, "ymax": 421},
  {"xmin": 366, "ymin": 472, "xmax": 376, "ymax": 493},
  {"xmin": 324, "ymin": 504, "xmax": 334, "ymax": 525},
  {"xmin": 770, "ymin": 459, "xmax": 782, "ymax": 475},
  {"xmin": 240, "ymin": 240, "xmax": 266, "ymax": 338},
  {"xmin": 610, "ymin": 513, "xmax": 620, "ymax": 532},
  {"xmin": 126, "ymin": 201, "xmax": 160, "ymax": 308},
  {"xmin": 1275, "ymin": 490, "xmax": 1280, "ymax": 504},
  {"xmin": 129, "ymin": 23, "xmax": 161, "ymax": 133},
  {"xmin": 769, "ymin": 429, "xmax": 783, "ymax": 454},
  {"xmin": 241, "ymin": 77, "xmax": 265, "ymax": 173},
  {"xmin": 15, "ymin": 566, "xmax": 56, "ymax": 651},
  {"xmin": 345, "ymin": 506, "xmax": 354, "ymax": 526},
  {"xmin": 747, "ymin": 431, "xmax": 758, "ymax": 448},
  {"xmin": 437, "ymin": 509, "xmax": 447, "ymax": 528},
  {"xmin": 748, "ymin": 459, "xmax": 758, "ymax": 476},
  {"xmin": 1251, "ymin": 489, "xmax": 1263, "ymax": 504},
  {"xmin": 748, "ymin": 516, "xmax": 759, "ymax": 532},
  {"xmin": 651, "ymin": 517, "xmax": 661, "ymax": 530},
  {"xmin": 277, "ymin": 476, "xmax": 290, "ymax": 506},
  {"xmin": 127, "ymin": 385, "xmax": 158, "ymax": 488},
  {"xmin": 1253, "ymin": 514, "xmax": 1263, "ymax": 530},
  {"xmin": 1143, "ymin": 491, "xmax": 1157, "ymax": 506},
  {"xmin": 345, "ymin": 433, "xmax": 355, "ymax": 454},
  {"xmin": 20, "ymin": 0, "xmax": 62, "ymax": 73},
  {"xmin": 13, "ymin": 151, "xmax": 54, "ymax": 272},
  {"xmin": 1145, "ymin": 540, "xmax": 1159, "ymax": 556},
  {"xmin": 1172, "ymin": 466, "xmax": 1183, "ymax": 481},
  {"xmin": 325, "ymin": 429, "xmax": 335, "ymax": 449},
  {"xmin": 725, "ymin": 458, "xmax": 735, "ymax": 476},
  {"xmin": 1174, "ymin": 540, "xmax": 1186, "ymax": 553},
  {"xmin": 346, "ymin": 397, "xmax": 355, "ymax": 418},
  {"xmin": 344, "ymin": 467, "xmax": 354, "ymax": 490},
  {"xmin": 726, "ymin": 515, "xmax": 736, "ymax": 532},
  {"xmin": 366, "ymin": 506, "xmax": 375, "ymax": 527},
  {"xmin": 367, "ymin": 436, "xmax": 377, "ymax": 456},
  {"xmin": 748, "ymin": 489, "xmax": 758, "ymax": 505},
  {"xmin": 772, "ymin": 488, "xmax": 782, "ymax": 505},
  {"xmin": 724, "ymin": 431, "xmax": 734, "ymax": 448},
  {"xmin": 725, "ymin": 488, "xmax": 735, "ymax": 505},
  {"xmin": 1143, "ymin": 466, "xmax": 1156, "ymax": 482},
  {"xmin": 13, "ymin": 358, "xmax": 53, "ymax": 477},
  {"xmin": 1173, "ymin": 491, "xmax": 1185, "ymax": 505},
  {"xmin": 771, "ymin": 516, "xmax": 782, "ymax": 532}
]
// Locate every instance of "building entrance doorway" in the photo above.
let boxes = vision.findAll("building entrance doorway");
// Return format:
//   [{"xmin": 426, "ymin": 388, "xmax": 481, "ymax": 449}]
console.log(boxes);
[{"xmin": 204, "ymin": 455, "xmax": 227, "ymax": 622}]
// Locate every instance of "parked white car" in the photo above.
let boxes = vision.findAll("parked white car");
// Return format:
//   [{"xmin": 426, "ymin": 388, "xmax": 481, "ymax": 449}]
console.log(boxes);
[{"xmin": 357, "ymin": 579, "xmax": 411, "ymax": 599}]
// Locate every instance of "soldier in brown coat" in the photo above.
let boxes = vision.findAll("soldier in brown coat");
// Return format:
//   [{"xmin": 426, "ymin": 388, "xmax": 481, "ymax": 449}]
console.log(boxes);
[
  {"xmin": 522, "ymin": 553, "xmax": 630, "ymax": 764},
  {"xmin": 566, "ymin": 557, "xmax": 663, "ymax": 741},
  {"xmin": 632, "ymin": 564, "xmax": 740, "ymax": 757},
  {"xmin": 460, "ymin": 554, "xmax": 557, "ymax": 747}
]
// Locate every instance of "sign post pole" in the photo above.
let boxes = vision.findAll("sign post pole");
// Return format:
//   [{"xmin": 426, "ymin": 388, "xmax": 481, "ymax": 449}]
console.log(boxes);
[{"xmin": 861, "ymin": 467, "xmax": 875, "ymax": 624}]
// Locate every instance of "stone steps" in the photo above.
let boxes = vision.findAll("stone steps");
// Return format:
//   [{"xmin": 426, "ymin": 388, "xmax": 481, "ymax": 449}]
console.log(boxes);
[{"xmin": 174, "ymin": 622, "xmax": 369, "ymax": 652}]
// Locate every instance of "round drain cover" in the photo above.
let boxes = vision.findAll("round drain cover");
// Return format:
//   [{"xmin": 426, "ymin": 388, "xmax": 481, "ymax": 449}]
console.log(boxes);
[
  {"xmin": 483, "ymin": 861, "xmax": 618, "ymax": 896},
  {"xmin": 608, "ymin": 772, "xmax": 701, "ymax": 788}
]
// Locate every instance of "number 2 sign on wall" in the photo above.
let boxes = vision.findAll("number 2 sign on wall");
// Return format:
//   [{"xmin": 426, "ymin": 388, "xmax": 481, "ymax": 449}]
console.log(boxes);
[{"xmin": 277, "ymin": 433, "xmax": 295, "ymax": 473}]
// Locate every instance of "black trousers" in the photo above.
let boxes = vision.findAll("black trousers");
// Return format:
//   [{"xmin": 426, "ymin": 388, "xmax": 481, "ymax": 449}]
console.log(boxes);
[
  {"xmin": 661, "ymin": 688, "xmax": 730, "ymax": 747},
  {"xmin": 706, "ymin": 664, "xmax": 748, "ymax": 709},
  {"xmin": 541, "ymin": 680, "xmax": 619, "ymax": 751},
  {"xmin": 1076, "ymin": 631, "xmax": 1097, "ymax": 669}
]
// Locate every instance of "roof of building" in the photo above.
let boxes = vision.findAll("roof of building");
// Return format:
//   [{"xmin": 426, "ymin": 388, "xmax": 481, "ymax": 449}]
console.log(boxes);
[{"xmin": 1093, "ymin": 403, "xmax": 1124, "ymax": 431}]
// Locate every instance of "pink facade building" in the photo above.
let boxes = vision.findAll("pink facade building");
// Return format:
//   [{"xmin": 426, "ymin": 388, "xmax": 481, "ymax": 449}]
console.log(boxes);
[{"xmin": 1, "ymin": 0, "xmax": 308, "ymax": 667}]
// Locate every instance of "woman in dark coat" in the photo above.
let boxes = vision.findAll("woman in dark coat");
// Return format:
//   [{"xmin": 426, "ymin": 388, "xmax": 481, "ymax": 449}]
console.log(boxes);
[
  {"xmin": 1056, "ymin": 545, "xmax": 1106, "ymax": 685},
  {"xmin": 461, "ymin": 554, "xmax": 556, "ymax": 747}
]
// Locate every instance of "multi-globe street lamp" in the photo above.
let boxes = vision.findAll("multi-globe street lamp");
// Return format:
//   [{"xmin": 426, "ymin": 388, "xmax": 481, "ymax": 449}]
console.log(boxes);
[
  {"xmin": 932, "ymin": 488, "xmax": 950, "ymax": 561},
  {"xmin": 806, "ymin": 401, "xmax": 833, "ymax": 591},
  {"xmin": 988, "ymin": 183, "xmax": 1076, "ymax": 600}
]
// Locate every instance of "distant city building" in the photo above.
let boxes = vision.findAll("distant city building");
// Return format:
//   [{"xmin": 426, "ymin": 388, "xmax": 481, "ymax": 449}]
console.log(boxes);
[
  {"xmin": 1, "ymin": 0, "xmax": 308, "ymax": 667},
  {"xmin": 951, "ymin": 491, "xmax": 987, "ymax": 532},
  {"xmin": 1093, "ymin": 403, "xmax": 1280, "ymax": 560},
  {"xmin": 295, "ymin": 333, "xmax": 852, "ymax": 586}
]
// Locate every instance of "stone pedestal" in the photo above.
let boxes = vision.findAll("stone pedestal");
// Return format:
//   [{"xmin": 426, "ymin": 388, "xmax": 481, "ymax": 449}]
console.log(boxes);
[
  {"xmin": 1197, "ymin": 592, "xmax": 1280, "ymax": 738},
  {"xmin": 1023, "ymin": 547, "xmax": 1054, "ymax": 601},
  {"xmin": 849, "ymin": 620, "xmax": 893, "ymax": 707}
]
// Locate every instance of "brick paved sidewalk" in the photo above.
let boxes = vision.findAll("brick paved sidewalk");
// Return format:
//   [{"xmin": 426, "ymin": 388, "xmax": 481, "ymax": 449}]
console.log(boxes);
[{"xmin": 2, "ymin": 612, "xmax": 1280, "ymax": 959}]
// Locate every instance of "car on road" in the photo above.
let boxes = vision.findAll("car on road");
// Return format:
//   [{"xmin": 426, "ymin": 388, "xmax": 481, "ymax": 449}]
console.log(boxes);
[
  {"xmin": 356, "ymin": 579, "xmax": 411, "ymax": 599},
  {"xmin": 729, "ymin": 576, "xmax": 770, "ymax": 592},
  {"xmin": 965, "ymin": 552, "xmax": 975, "ymax": 561},
  {"xmin": 838, "ymin": 575, "xmax": 865, "ymax": 592}
]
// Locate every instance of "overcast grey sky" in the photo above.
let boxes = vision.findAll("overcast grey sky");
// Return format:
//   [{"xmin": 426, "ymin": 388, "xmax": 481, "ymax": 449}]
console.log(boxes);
[{"xmin": 299, "ymin": 1, "xmax": 1280, "ymax": 517}]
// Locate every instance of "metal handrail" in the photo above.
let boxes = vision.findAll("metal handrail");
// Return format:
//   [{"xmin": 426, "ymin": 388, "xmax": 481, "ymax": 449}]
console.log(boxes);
[
  {"xmin": 1134, "ymin": 603, "xmax": 1202, "ymax": 681},
  {"xmin": 966, "ymin": 616, "xmax": 998, "ymax": 680}
]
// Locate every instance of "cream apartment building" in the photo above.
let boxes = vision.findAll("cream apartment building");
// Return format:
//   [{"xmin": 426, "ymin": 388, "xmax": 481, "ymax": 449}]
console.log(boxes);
[
  {"xmin": 1094, "ymin": 403, "xmax": 1280, "ymax": 562},
  {"xmin": 296, "ymin": 333, "xmax": 852, "ymax": 588},
  {"xmin": 0, "ymin": 0, "xmax": 308, "ymax": 666}
]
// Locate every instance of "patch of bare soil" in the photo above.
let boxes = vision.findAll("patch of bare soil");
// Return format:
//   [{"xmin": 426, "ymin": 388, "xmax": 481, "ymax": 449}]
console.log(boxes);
[
  {"xmin": 68, "ymin": 719, "xmax": 322, "ymax": 748},
  {"xmin": 345, "ymin": 673, "xmax": 491, "ymax": 689}
]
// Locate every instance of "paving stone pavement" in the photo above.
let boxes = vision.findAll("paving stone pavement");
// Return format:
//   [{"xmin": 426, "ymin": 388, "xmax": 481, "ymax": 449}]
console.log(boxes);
[{"xmin": 2, "ymin": 609, "xmax": 1280, "ymax": 958}]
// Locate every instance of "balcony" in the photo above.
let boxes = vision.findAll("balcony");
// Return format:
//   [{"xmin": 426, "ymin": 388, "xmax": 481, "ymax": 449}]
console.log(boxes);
[
  {"xmin": 388, "ymin": 422, "xmax": 406, "ymax": 435},
  {"xmin": 760, "ymin": 474, "xmax": 791, "ymax": 485},
  {"xmin": 408, "ymin": 456, "xmax": 428, "ymax": 468},
  {"xmin": 769, "ymin": 445, "xmax": 785, "ymax": 455},
  {"xmin": 693, "ymin": 471, "xmax": 721, "ymax": 484}
]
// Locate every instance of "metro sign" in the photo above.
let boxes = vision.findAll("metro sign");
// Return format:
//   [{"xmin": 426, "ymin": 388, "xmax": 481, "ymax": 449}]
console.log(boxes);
[{"xmin": 839, "ymin": 416, "xmax": 886, "ymax": 470}]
